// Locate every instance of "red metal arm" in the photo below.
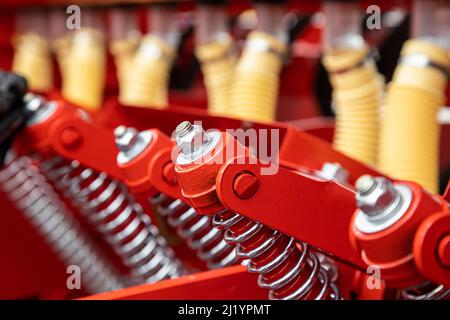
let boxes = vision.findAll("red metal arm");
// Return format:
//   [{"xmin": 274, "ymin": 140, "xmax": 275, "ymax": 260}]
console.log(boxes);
[
  {"xmin": 215, "ymin": 155, "xmax": 365, "ymax": 269},
  {"xmin": 84, "ymin": 265, "xmax": 267, "ymax": 300}
]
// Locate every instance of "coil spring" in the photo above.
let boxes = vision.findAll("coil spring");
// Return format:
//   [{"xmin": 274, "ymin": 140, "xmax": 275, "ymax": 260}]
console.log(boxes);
[
  {"xmin": 151, "ymin": 193, "xmax": 238, "ymax": 269},
  {"xmin": 212, "ymin": 209, "xmax": 340, "ymax": 300},
  {"xmin": 400, "ymin": 282, "xmax": 450, "ymax": 300},
  {"xmin": 40, "ymin": 156, "xmax": 184, "ymax": 284},
  {"xmin": 0, "ymin": 153, "xmax": 124, "ymax": 294}
]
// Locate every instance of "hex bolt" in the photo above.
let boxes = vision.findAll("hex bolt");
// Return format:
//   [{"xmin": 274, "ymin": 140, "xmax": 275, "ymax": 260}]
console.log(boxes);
[
  {"xmin": 175, "ymin": 121, "xmax": 193, "ymax": 138},
  {"xmin": 438, "ymin": 234, "xmax": 450, "ymax": 268},
  {"xmin": 60, "ymin": 127, "xmax": 83, "ymax": 149},
  {"xmin": 233, "ymin": 173, "xmax": 260, "ymax": 200},
  {"xmin": 355, "ymin": 175, "xmax": 400, "ymax": 219},
  {"xmin": 115, "ymin": 126, "xmax": 152, "ymax": 164},
  {"xmin": 114, "ymin": 125, "xmax": 140, "ymax": 153},
  {"xmin": 175, "ymin": 121, "xmax": 209, "ymax": 155}
]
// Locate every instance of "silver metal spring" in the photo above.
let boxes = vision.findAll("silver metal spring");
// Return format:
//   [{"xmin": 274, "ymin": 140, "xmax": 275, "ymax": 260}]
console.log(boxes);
[
  {"xmin": 0, "ymin": 152, "xmax": 125, "ymax": 294},
  {"xmin": 40, "ymin": 156, "xmax": 184, "ymax": 284},
  {"xmin": 400, "ymin": 282, "xmax": 450, "ymax": 300},
  {"xmin": 150, "ymin": 193, "xmax": 238, "ymax": 269},
  {"xmin": 212, "ymin": 210, "xmax": 340, "ymax": 300}
]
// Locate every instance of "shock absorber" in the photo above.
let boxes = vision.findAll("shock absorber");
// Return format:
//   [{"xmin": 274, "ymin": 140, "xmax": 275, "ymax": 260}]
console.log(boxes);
[
  {"xmin": 230, "ymin": 1, "xmax": 288, "ymax": 122},
  {"xmin": 12, "ymin": 9, "xmax": 53, "ymax": 93},
  {"xmin": 119, "ymin": 4, "xmax": 179, "ymax": 109},
  {"xmin": 0, "ymin": 152, "xmax": 125, "ymax": 294},
  {"xmin": 109, "ymin": 6, "xmax": 141, "ymax": 101},
  {"xmin": 20, "ymin": 95, "xmax": 184, "ymax": 284},
  {"xmin": 321, "ymin": 1, "xmax": 383, "ymax": 166},
  {"xmin": 173, "ymin": 121, "xmax": 340, "ymax": 300},
  {"xmin": 352, "ymin": 175, "xmax": 449, "ymax": 300},
  {"xmin": 379, "ymin": 0, "xmax": 449, "ymax": 193},
  {"xmin": 195, "ymin": 0, "xmax": 236, "ymax": 117},
  {"xmin": 114, "ymin": 126, "xmax": 238, "ymax": 269},
  {"xmin": 62, "ymin": 8, "xmax": 106, "ymax": 111}
]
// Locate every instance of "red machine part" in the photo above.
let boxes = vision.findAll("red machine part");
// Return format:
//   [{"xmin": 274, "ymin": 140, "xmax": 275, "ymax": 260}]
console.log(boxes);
[
  {"xmin": 175, "ymin": 131, "xmax": 344, "ymax": 300},
  {"xmin": 351, "ymin": 181, "xmax": 449, "ymax": 289},
  {"xmin": 85, "ymin": 265, "xmax": 267, "ymax": 300},
  {"xmin": 118, "ymin": 128, "xmax": 179, "ymax": 198},
  {"xmin": 8, "ymin": 97, "xmax": 450, "ymax": 299},
  {"xmin": 215, "ymin": 156, "xmax": 365, "ymax": 269}
]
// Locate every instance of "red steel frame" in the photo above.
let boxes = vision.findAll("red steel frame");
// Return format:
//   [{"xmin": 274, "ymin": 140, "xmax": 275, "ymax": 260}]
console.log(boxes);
[
  {"xmin": 0, "ymin": 0, "xmax": 449, "ymax": 300},
  {"xmin": 7, "ymin": 97, "xmax": 448, "ymax": 299}
]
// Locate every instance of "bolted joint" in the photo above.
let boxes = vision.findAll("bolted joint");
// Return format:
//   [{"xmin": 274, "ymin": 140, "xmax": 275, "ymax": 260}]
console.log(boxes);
[
  {"xmin": 115, "ymin": 126, "xmax": 152, "ymax": 164},
  {"xmin": 60, "ymin": 127, "xmax": 83, "ymax": 149},
  {"xmin": 175, "ymin": 121, "xmax": 209, "ymax": 156},
  {"xmin": 355, "ymin": 175, "xmax": 401, "ymax": 219},
  {"xmin": 233, "ymin": 173, "xmax": 260, "ymax": 200},
  {"xmin": 115, "ymin": 126, "xmax": 140, "ymax": 153}
]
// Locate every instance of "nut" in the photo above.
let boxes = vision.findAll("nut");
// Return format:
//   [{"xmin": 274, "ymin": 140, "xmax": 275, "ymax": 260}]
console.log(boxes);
[
  {"xmin": 356, "ymin": 177, "xmax": 399, "ymax": 218},
  {"xmin": 175, "ymin": 122, "xmax": 208, "ymax": 155},
  {"xmin": 115, "ymin": 126, "xmax": 139, "ymax": 153}
]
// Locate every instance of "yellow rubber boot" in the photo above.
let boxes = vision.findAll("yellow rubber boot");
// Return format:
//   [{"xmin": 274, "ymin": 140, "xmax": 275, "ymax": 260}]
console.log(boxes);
[
  {"xmin": 110, "ymin": 37, "xmax": 139, "ymax": 97},
  {"xmin": 119, "ymin": 35, "xmax": 175, "ymax": 109},
  {"xmin": 196, "ymin": 36, "xmax": 236, "ymax": 116},
  {"xmin": 12, "ymin": 32, "xmax": 53, "ymax": 93},
  {"xmin": 323, "ymin": 45, "xmax": 384, "ymax": 166},
  {"xmin": 379, "ymin": 40, "xmax": 448, "ymax": 193},
  {"xmin": 62, "ymin": 29, "xmax": 106, "ymax": 111},
  {"xmin": 231, "ymin": 31, "xmax": 287, "ymax": 122}
]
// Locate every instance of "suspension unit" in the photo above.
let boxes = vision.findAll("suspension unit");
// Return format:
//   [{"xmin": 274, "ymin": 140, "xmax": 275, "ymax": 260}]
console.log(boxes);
[{"xmin": 15, "ymin": 96, "xmax": 185, "ymax": 285}]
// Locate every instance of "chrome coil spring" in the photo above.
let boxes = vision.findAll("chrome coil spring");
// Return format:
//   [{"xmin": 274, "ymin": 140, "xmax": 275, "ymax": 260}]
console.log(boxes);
[
  {"xmin": 40, "ymin": 156, "xmax": 184, "ymax": 284},
  {"xmin": 400, "ymin": 282, "xmax": 450, "ymax": 300},
  {"xmin": 0, "ymin": 153, "xmax": 125, "ymax": 294},
  {"xmin": 150, "ymin": 193, "xmax": 238, "ymax": 269},
  {"xmin": 212, "ymin": 209, "xmax": 340, "ymax": 300}
]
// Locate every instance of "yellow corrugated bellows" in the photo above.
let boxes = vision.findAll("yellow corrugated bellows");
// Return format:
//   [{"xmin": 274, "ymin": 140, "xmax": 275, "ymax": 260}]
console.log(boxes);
[
  {"xmin": 62, "ymin": 28, "xmax": 106, "ymax": 111},
  {"xmin": 110, "ymin": 37, "xmax": 140, "ymax": 100},
  {"xmin": 196, "ymin": 36, "xmax": 236, "ymax": 116},
  {"xmin": 323, "ymin": 45, "xmax": 384, "ymax": 166},
  {"xmin": 379, "ymin": 40, "xmax": 449, "ymax": 193},
  {"xmin": 12, "ymin": 32, "xmax": 53, "ymax": 93},
  {"xmin": 119, "ymin": 35, "xmax": 175, "ymax": 109},
  {"xmin": 231, "ymin": 31, "xmax": 286, "ymax": 122}
]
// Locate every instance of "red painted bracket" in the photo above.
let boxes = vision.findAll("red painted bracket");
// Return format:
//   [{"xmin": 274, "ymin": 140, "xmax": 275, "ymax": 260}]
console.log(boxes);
[
  {"xmin": 279, "ymin": 128, "xmax": 384, "ymax": 185},
  {"xmin": 83, "ymin": 265, "xmax": 267, "ymax": 300},
  {"xmin": 216, "ymin": 155, "xmax": 366, "ymax": 270},
  {"xmin": 48, "ymin": 115, "xmax": 124, "ymax": 181}
]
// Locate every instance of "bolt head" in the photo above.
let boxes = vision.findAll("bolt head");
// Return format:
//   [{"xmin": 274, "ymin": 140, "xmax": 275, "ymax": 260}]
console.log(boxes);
[
  {"xmin": 115, "ymin": 127, "xmax": 139, "ymax": 153},
  {"xmin": 233, "ymin": 173, "xmax": 260, "ymax": 200},
  {"xmin": 60, "ymin": 127, "xmax": 83, "ymax": 149},
  {"xmin": 176, "ymin": 124, "xmax": 207, "ymax": 155},
  {"xmin": 356, "ymin": 177, "xmax": 398, "ymax": 217}
]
